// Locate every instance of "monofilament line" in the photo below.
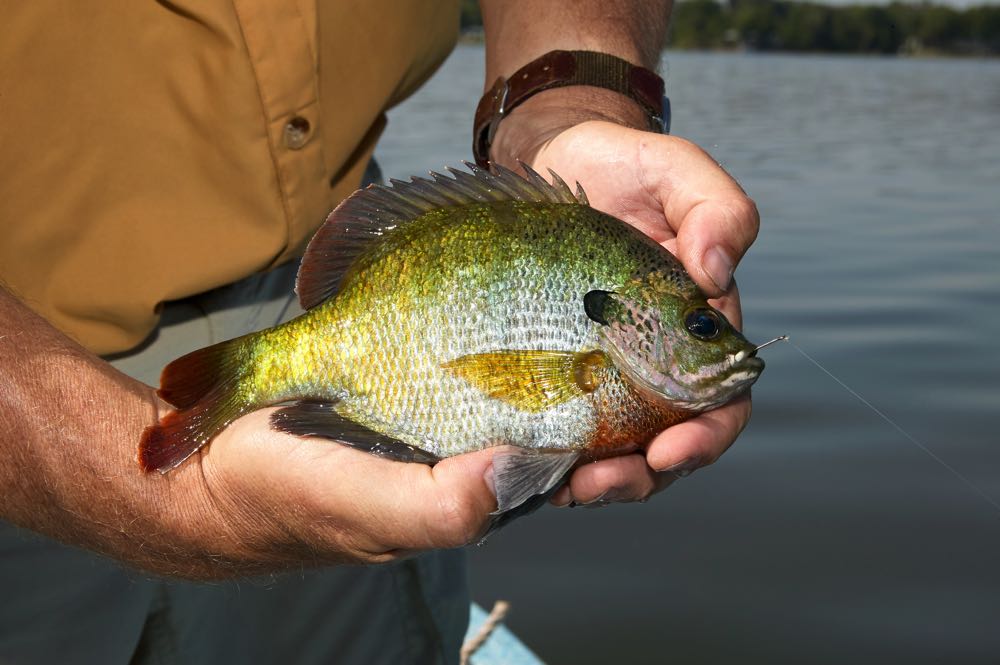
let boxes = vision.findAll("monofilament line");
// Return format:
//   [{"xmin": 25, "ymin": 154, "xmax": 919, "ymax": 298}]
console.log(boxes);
[{"xmin": 787, "ymin": 339, "xmax": 1000, "ymax": 516}]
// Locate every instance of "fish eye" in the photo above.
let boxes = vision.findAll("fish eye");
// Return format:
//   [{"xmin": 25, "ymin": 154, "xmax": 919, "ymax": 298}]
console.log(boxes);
[
  {"xmin": 684, "ymin": 308, "xmax": 723, "ymax": 340},
  {"xmin": 583, "ymin": 290, "xmax": 614, "ymax": 326}
]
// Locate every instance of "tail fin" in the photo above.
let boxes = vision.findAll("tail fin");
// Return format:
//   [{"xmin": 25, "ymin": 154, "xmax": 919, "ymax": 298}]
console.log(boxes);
[{"xmin": 139, "ymin": 337, "xmax": 252, "ymax": 473}]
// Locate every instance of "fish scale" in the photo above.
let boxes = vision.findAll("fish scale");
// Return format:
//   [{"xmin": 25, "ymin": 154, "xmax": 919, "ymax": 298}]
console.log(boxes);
[{"xmin": 291, "ymin": 204, "xmax": 638, "ymax": 457}]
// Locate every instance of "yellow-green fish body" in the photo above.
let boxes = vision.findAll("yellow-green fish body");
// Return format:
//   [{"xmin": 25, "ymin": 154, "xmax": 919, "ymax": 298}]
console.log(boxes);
[
  {"xmin": 141, "ymin": 165, "xmax": 764, "ymax": 524},
  {"xmin": 248, "ymin": 201, "xmax": 688, "ymax": 458}
]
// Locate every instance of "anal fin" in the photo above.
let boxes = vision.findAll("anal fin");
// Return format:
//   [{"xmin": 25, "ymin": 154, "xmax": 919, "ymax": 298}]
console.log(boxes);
[{"xmin": 270, "ymin": 401, "xmax": 440, "ymax": 465}]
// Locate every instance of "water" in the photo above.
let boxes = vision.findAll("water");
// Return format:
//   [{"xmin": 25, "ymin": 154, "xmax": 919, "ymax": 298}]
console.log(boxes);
[{"xmin": 376, "ymin": 47, "xmax": 1000, "ymax": 664}]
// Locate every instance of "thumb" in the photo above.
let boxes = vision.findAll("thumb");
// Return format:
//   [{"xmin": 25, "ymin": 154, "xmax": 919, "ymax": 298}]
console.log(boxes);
[
  {"xmin": 674, "ymin": 196, "xmax": 760, "ymax": 298},
  {"xmin": 370, "ymin": 447, "xmax": 499, "ymax": 551}
]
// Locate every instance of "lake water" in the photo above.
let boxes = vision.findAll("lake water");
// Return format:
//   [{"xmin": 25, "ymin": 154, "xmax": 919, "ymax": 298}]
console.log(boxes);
[{"xmin": 376, "ymin": 46, "xmax": 1000, "ymax": 664}]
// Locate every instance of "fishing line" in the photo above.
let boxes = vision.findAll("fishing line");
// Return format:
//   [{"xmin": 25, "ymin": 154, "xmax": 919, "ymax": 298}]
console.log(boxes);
[{"xmin": 784, "ymin": 339, "xmax": 1000, "ymax": 516}]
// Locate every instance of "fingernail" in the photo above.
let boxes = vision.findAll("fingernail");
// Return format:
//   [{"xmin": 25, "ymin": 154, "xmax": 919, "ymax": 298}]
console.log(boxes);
[
  {"xmin": 582, "ymin": 490, "xmax": 609, "ymax": 505},
  {"xmin": 600, "ymin": 489, "xmax": 624, "ymax": 502},
  {"xmin": 653, "ymin": 476, "xmax": 678, "ymax": 496},
  {"xmin": 582, "ymin": 489, "xmax": 621, "ymax": 508},
  {"xmin": 551, "ymin": 492, "xmax": 573, "ymax": 508},
  {"xmin": 704, "ymin": 246, "xmax": 734, "ymax": 292},
  {"xmin": 663, "ymin": 458, "xmax": 701, "ymax": 478},
  {"xmin": 483, "ymin": 465, "xmax": 496, "ymax": 497}
]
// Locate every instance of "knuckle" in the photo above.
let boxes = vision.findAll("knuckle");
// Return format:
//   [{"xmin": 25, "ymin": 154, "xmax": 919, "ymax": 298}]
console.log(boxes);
[
  {"xmin": 359, "ymin": 550, "xmax": 403, "ymax": 566},
  {"xmin": 736, "ymin": 403, "xmax": 753, "ymax": 435},
  {"xmin": 433, "ymin": 493, "xmax": 485, "ymax": 548},
  {"xmin": 319, "ymin": 526, "xmax": 403, "ymax": 566},
  {"xmin": 602, "ymin": 464, "xmax": 631, "ymax": 490},
  {"xmin": 730, "ymin": 195, "xmax": 761, "ymax": 233},
  {"xmin": 671, "ymin": 135, "xmax": 699, "ymax": 154},
  {"xmin": 697, "ymin": 445, "xmax": 730, "ymax": 470},
  {"xmin": 633, "ymin": 484, "xmax": 656, "ymax": 503}
]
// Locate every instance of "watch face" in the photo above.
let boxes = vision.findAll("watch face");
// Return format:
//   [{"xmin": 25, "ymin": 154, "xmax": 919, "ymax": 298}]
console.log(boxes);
[{"xmin": 661, "ymin": 95, "xmax": 672, "ymax": 134}]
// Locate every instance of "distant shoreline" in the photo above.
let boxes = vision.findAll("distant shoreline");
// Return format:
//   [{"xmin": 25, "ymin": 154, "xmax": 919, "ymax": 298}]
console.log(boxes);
[
  {"xmin": 458, "ymin": 32, "xmax": 998, "ymax": 59},
  {"xmin": 459, "ymin": 0, "xmax": 1000, "ymax": 58}
]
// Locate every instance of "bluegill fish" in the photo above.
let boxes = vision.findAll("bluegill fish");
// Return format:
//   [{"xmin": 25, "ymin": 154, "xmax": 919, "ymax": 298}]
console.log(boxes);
[{"xmin": 140, "ymin": 164, "xmax": 764, "ymax": 527}]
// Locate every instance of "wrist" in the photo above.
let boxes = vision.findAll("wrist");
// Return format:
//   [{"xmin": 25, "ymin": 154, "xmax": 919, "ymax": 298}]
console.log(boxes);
[
  {"xmin": 476, "ymin": 49, "xmax": 665, "ymax": 169},
  {"xmin": 0, "ymin": 288, "xmax": 253, "ymax": 578},
  {"xmin": 489, "ymin": 86, "xmax": 653, "ymax": 169}
]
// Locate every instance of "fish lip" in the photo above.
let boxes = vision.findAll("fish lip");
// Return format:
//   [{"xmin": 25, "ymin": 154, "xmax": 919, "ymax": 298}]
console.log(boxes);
[
  {"xmin": 735, "ymin": 355, "xmax": 765, "ymax": 381},
  {"xmin": 729, "ymin": 346, "xmax": 764, "ymax": 369},
  {"xmin": 716, "ymin": 355, "xmax": 764, "ymax": 395},
  {"xmin": 731, "ymin": 348, "xmax": 765, "ymax": 365}
]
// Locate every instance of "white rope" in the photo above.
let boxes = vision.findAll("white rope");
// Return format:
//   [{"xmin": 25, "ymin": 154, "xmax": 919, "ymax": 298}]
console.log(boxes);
[{"xmin": 460, "ymin": 600, "xmax": 511, "ymax": 665}]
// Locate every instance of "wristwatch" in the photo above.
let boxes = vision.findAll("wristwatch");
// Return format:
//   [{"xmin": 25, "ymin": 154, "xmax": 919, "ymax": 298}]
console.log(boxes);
[{"xmin": 473, "ymin": 50, "xmax": 669, "ymax": 168}]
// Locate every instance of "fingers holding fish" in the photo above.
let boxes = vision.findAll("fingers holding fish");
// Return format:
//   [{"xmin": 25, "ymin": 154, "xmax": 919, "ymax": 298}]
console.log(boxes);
[
  {"xmin": 636, "ymin": 148, "xmax": 759, "ymax": 297},
  {"xmin": 551, "ymin": 454, "xmax": 658, "ymax": 506},
  {"xmin": 548, "ymin": 455, "xmax": 681, "ymax": 507},
  {"xmin": 200, "ymin": 410, "xmax": 501, "ymax": 563},
  {"xmin": 708, "ymin": 280, "xmax": 744, "ymax": 331},
  {"xmin": 673, "ymin": 194, "xmax": 760, "ymax": 298},
  {"xmin": 626, "ymin": 131, "xmax": 760, "ymax": 297},
  {"xmin": 526, "ymin": 123, "xmax": 760, "ymax": 299},
  {"xmin": 643, "ymin": 393, "xmax": 753, "ymax": 475}
]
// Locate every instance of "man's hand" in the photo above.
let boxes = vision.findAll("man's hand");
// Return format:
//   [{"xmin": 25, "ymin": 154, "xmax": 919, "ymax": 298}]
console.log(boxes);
[
  {"xmin": 191, "ymin": 408, "xmax": 499, "ymax": 571},
  {"xmin": 480, "ymin": 0, "xmax": 761, "ymax": 505},
  {"xmin": 0, "ymin": 287, "xmax": 499, "ymax": 581},
  {"xmin": 493, "ymin": 113, "xmax": 760, "ymax": 507}
]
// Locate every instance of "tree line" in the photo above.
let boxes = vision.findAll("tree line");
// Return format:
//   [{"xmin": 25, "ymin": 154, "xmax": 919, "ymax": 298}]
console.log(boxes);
[{"xmin": 460, "ymin": 0, "xmax": 1000, "ymax": 55}]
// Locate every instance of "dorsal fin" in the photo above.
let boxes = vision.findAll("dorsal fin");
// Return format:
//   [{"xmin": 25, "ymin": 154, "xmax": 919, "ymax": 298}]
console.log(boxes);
[{"xmin": 296, "ymin": 162, "xmax": 588, "ymax": 310}]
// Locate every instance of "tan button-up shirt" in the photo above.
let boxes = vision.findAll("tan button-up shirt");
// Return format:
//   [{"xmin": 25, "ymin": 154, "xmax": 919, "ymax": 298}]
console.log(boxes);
[{"xmin": 0, "ymin": 1, "xmax": 459, "ymax": 354}]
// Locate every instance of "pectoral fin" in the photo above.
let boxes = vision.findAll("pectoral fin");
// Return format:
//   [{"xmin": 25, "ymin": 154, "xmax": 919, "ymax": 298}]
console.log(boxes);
[
  {"xmin": 442, "ymin": 350, "xmax": 607, "ymax": 412},
  {"xmin": 271, "ymin": 401, "xmax": 440, "ymax": 465},
  {"xmin": 492, "ymin": 448, "xmax": 580, "ymax": 513},
  {"xmin": 478, "ymin": 448, "xmax": 580, "ymax": 539}
]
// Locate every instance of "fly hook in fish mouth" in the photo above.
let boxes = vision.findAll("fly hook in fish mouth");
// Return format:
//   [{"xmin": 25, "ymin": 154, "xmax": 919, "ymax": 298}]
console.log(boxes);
[
  {"xmin": 731, "ymin": 335, "xmax": 788, "ymax": 364},
  {"xmin": 754, "ymin": 335, "xmax": 789, "ymax": 353}
]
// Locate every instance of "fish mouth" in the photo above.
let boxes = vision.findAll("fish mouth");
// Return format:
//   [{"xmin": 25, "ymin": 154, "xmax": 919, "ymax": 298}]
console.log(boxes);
[
  {"xmin": 601, "ymin": 334, "xmax": 766, "ymax": 412},
  {"xmin": 717, "ymin": 354, "xmax": 764, "ymax": 393},
  {"xmin": 677, "ymin": 353, "xmax": 763, "ymax": 410},
  {"xmin": 611, "ymin": 350, "xmax": 764, "ymax": 412}
]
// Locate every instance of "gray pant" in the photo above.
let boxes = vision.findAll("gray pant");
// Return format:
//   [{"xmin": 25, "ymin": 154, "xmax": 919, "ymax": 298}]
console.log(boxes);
[{"xmin": 0, "ymin": 260, "xmax": 469, "ymax": 665}]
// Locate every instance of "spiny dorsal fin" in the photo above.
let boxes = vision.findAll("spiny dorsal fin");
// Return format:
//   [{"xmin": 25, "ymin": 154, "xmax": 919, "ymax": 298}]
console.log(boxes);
[{"xmin": 296, "ymin": 162, "xmax": 589, "ymax": 310}]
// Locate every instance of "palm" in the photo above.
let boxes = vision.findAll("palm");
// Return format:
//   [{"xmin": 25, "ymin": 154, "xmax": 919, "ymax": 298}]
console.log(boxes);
[{"xmin": 197, "ymin": 407, "xmax": 500, "ymax": 562}]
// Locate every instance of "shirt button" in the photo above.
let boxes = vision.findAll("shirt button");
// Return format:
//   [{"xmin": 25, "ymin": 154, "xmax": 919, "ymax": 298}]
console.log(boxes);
[{"xmin": 283, "ymin": 116, "xmax": 311, "ymax": 149}]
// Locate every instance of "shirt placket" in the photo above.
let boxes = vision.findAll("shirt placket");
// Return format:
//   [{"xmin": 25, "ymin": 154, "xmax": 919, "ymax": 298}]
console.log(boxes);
[{"xmin": 231, "ymin": 0, "xmax": 330, "ymax": 264}]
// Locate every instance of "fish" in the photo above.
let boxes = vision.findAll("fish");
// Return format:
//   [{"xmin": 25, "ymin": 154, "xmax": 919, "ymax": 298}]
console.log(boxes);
[{"xmin": 139, "ymin": 163, "xmax": 765, "ymax": 529}]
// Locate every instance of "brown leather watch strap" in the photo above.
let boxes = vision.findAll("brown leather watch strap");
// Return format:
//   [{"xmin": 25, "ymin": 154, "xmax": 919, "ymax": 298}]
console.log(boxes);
[{"xmin": 473, "ymin": 50, "xmax": 666, "ymax": 168}]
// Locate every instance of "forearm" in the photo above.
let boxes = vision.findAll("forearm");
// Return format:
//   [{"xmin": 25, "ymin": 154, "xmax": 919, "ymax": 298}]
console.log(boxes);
[
  {"xmin": 480, "ymin": 0, "xmax": 672, "ymax": 162},
  {"xmin": 481, "ymin": 0, "xmax": 669, "ymax": 78},
  {"xmin": 0, "ymin": 286, "xmax": 215, "ymax": 574}
]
